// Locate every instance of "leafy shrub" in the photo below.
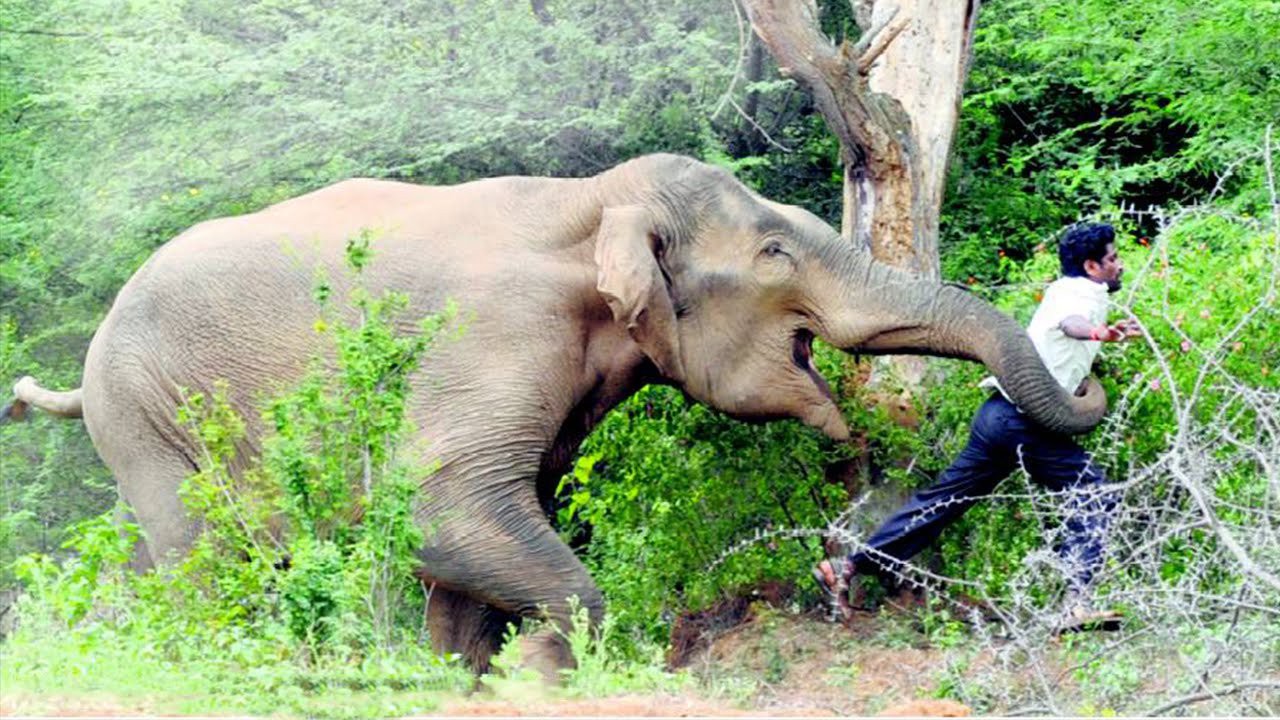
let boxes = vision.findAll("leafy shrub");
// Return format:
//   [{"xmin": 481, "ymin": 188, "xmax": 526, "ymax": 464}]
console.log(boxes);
[
  {"xmin": 559, "ymin": 347, "xmax": 866, "ymax": 645},
  {"xmin": 12, "ymin": 509, "xmax": 138, "ymax": 627}
]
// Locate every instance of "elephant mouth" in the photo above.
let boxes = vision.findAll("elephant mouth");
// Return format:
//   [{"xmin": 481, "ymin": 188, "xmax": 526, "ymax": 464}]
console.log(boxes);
[{"xmin": 792, "ymin": 329, "xmax": 835, "ymax": 401}]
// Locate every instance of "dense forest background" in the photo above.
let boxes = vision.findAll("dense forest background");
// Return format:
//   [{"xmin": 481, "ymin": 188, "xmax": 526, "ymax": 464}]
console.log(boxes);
[{"xmin": 2, "ymin": 0, "xmax": 1278, "ymax": 716}]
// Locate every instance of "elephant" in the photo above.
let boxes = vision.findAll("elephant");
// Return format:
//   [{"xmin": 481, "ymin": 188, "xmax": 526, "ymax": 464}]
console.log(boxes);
[{"xmin": 4, "ymin": 153, "xmax": 1105, "ymax": 676}]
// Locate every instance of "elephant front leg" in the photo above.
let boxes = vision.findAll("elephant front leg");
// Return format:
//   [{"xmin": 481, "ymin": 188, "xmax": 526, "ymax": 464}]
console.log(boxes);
[
  {"xmin": 421, "ymin": 583, "xmax": 519, "ymax": 674},
  {"xmin": 417, "ymin": 505, "xmax": 605, "ymax": 683}
]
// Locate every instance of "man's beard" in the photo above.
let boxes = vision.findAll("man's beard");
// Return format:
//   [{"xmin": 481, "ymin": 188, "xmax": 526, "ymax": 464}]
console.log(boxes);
[{"xmin": 1107, "ymin": 277, "xmax": 1122, "ymax": 293}]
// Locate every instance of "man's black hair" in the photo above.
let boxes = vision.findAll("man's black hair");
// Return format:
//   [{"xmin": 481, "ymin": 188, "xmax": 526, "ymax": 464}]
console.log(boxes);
[{"xmin": 1058, "ymin": 222, "xmax": 1115, "ymax": 277}]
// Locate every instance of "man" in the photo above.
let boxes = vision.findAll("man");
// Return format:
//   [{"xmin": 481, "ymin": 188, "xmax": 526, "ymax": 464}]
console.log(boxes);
[{"xmin": 815, "ymin": 222, "xmax": 1140, "ymax": 629}]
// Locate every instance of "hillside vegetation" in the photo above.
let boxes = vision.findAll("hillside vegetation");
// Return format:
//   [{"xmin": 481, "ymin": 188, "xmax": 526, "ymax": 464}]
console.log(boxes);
[{"xmin": 1, "ymin": 0, "xmax": 1277, "ymax": 716}]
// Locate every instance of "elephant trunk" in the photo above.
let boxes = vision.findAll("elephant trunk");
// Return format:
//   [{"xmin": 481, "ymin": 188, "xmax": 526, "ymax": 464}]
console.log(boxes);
[{"xmin": 822, "ymin": 259, "xmax": 1106, "ymax": 435}]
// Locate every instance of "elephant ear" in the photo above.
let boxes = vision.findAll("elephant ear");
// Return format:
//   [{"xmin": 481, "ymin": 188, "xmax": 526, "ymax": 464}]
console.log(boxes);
[{"xmin": 594, "ymin": 205, "xmax": 686, "ymax": 381}]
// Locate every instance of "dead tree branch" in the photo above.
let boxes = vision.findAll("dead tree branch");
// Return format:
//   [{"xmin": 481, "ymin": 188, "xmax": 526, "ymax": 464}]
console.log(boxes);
[{"xmin": 1145, "ymin": 681, "xmax": 1280, "ymax": 716}]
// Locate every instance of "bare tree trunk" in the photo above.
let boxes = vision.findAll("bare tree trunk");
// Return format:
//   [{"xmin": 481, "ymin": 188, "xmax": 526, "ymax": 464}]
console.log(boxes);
[
  {"xmin": 741, "ymin": 0, "xmax": 979, "ymax": 281},
  {"xmin": 866, "ymin": 0, "xmax": 979, "ymax": 278},
  {"xmin": 741, "ymin": 33, "xmax": 767, "ymax": 154},
  {"xmin": 530, "ymin": 0, "xmax": 554, "ymax": 26}
]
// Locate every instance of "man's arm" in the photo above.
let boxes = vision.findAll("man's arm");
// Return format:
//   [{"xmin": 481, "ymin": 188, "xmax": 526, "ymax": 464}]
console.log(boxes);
[{"xmin": 1060, "ymin": 315, "xmax": 1142, "ymax": 342}]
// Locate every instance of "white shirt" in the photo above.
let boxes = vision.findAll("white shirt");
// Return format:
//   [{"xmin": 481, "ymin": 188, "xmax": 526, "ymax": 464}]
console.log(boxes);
[{"xmin": 982, "ymin": 276, "xmax": 1110, "ymax": 400}]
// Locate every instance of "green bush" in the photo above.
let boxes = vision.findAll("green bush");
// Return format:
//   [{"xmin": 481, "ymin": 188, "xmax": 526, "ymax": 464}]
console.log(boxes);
[{"xmin": 559, "ymin": 345, "xmax": 880, "ymax": 646}]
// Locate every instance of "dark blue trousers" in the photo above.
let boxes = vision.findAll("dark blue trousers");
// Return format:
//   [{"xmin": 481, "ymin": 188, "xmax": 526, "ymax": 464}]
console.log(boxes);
[{"xmin": 848, "ymin": 395, "xmax": 1117, "ymax": 593}]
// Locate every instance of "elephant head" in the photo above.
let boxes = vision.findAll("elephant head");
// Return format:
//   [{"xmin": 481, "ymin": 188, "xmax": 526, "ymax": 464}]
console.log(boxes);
[{"xmin": 592, "ymin": 155, "xmax": 1105, "ymax": 439}]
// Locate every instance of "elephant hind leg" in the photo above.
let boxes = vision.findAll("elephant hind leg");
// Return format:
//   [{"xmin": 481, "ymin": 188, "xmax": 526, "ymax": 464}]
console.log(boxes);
[
  {"xmin": 84, "ymin": 374, "xmax": 217, "ymax": 569},
  {"xmin": 114, "ymin": 504, "xmax": 157, "ymax": 574},
  {"xmin": 119, "ymin": 450, "xmax": 203, "ymax": 568},
  {"xmin": 89, "ymin": 429, "xmax": 201, "ymax": 569},
  {"xmin": 422, "ymin": 582, "xmax": 518, "ymax": 674}
]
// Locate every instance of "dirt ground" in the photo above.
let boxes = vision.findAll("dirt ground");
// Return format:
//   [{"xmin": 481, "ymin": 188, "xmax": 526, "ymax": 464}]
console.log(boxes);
[
  {"xmin": 429, "ymin": 604, "xmax": 975, "ymax": 716},
  {"xmin": 1, "ymin": 604, "xmax": 976, "ymax": 718},
  {"xmin": 433, "ymin": 694, "xmax": 970, "ymax": 717}
]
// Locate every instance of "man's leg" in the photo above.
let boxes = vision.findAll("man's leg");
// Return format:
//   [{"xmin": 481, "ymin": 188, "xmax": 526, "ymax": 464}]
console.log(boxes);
[
  {"xmin": 1016, "ymin": 427, "xmax": 1119, "ymax": 595},
  {"xmin": 829, "ymin": 397, "xmax": 1019, "ymax": 589},
  {"xmin": 1013, "ymin": 423, "xmax": 1123, "ymax": 631}
]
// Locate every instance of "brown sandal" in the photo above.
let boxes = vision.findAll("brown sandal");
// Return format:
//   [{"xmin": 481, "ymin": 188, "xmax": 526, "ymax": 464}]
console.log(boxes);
[
  {"xmin": 813, "ymin": 558, "xmax": 852, "ymax": 622},
  {"xmin": 1055, "ymin": 605, "xmax": 1124, "ymax": 634}
]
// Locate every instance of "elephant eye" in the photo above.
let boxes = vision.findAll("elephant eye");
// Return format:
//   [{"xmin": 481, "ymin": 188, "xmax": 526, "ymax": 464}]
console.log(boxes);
[{"xmin": 762, "ymin": 241, "xmax": 789, "ymax": 258}]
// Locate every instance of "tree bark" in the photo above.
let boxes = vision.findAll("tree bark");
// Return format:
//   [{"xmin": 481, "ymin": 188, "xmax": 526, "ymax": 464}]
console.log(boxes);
[
  {"xmin": 740, "ymin": 33, "xmax": 767, "ymax": 155},
  {"xmin": 530, "ymin": 0, "xmax": 555, "ymax": 26},
  {"xmin": 741, "ymin": 0, "xmax": 980, "ymax": 281}
]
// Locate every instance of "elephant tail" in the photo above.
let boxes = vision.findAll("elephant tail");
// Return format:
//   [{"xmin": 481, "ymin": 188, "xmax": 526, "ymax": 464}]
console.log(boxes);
[{"xmin": 1, "ymin": 376, "xmax": 83, "ymax": 424}]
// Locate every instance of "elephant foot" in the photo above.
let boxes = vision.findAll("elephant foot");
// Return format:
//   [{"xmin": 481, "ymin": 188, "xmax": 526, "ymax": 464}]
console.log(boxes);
[
  {"xmin": 515, "ymin": 631, "xmax": 574, "ymax": 685},
  {"xmin": 424, "ymin": 585, "xmax": 518, "ymax": 675}
]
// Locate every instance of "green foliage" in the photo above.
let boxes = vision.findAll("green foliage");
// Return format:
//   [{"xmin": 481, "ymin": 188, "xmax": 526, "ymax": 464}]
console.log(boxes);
[
  {"xmin": 180, "ymin": 237, "xmax": 455, "ymax": 650},
  {"xmin": 1061, "ymin": 632, "xmax": 1147, "ymax": 711},
  {"xmin": 11, "ymin": 508, "xmax": 137, "ymax": 626},
  {"xmin": 942, "ymin": 0, "xmax": 1280, "ymax": 284},
  {"xmin": 559, "ymin": 379, "xmax": 853, "ymax": 645},
  {"xmin": 3, "ymin": 0, "xmax": 1278, "ymax": 709},
  {"xmin": 475, "ymin": 601, "xmax": 687, "ymax": 703},
  {"xmin": 559, "ymin": 597, "xmax": 690, "ymax": 697}
]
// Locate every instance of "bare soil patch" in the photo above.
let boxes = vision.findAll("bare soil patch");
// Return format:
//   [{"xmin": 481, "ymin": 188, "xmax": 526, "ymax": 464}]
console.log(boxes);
[{"xmin": 439, "ymin": 597, "xmax": 974, "ymax": 717}]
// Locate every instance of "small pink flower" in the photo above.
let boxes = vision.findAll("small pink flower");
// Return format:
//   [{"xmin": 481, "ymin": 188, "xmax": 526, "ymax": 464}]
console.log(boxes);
[
  {"xmin": 1180, "ymin": 340, "xmax": 1192, "ymax": 352},
  {"xmin": 1149, "ymin": 378, "xmax": 1162, "ymax": 392},
  {"xmin": 1199, "ymin": 308, "xmax": 1211, "ymax": 319}
]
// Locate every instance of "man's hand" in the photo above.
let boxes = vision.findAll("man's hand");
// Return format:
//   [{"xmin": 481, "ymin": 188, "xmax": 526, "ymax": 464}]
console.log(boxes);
[
  {"xmin": 1114, "ymin": 318, "xmax": 1143, "ymax": 339},
  {"xmin": 1090, "ymin": 319, "xmax": 1142, "ymax": 342}
]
